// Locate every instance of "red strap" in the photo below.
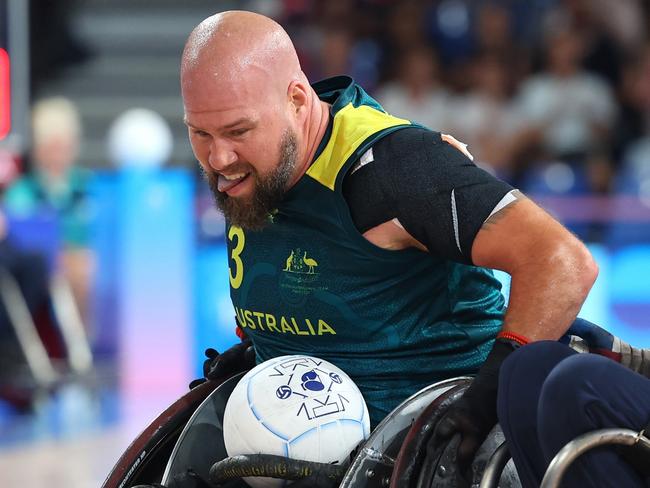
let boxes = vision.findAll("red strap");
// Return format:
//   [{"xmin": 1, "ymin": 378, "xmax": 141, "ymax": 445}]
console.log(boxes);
[
  {"xmin": 497, "ymin": 331, "xmax": 530, "ymax": 346},
  {"xmin": 235, "ymin": 326, "xmax": 246, "ymax": 341}
]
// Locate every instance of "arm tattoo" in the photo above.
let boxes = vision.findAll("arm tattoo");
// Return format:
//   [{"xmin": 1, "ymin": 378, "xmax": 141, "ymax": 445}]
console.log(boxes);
[{"xmin": 482, "ymin": 190, "xmax": 526, "ymax": 227}]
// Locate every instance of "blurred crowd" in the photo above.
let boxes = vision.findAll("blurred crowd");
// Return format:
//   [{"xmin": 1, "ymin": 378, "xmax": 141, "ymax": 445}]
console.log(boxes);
[{"xmin": 271, "ymin": 0, "xmax": 650, "ymax": 216}]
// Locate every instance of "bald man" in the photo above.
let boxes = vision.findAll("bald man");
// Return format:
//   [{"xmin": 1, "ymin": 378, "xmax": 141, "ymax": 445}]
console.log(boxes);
[{"xmin": 181, "ymin": 10, "xmax": 597, "ymax": 479}]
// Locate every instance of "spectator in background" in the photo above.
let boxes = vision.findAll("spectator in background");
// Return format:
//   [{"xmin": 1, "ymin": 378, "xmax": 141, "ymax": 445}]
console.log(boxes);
[
  {"xmin": 288, "ymin": 1, "xmax": 383, "ymax": 91},
  {"xmin": 515, "ymin": 26, "xmax": 618, "ymax": 192},
  {"xmin": 424, "ymin": 0, "xmax": 474, "ymax": 73},
  {"xmin": 4, "ymin": 97, "xmax": 94, "ymax": 329},
  {"xmin": 615, "ymin": 44, "xmax": 650, "ymax": 163},
  {"xmin": 447, "ymin": 54, "xmax": 522, "ymax": 173},
  {"xmin": 546, "ymin": 0, "xmax": 641, "ymax": 87},
  {"xmin": 381, "ymin": 1, "xmax": 429, "ymax": 83},
  {"xmin": 473, "ymin": 2, "xmax": 531, "ymax": 86},
  {"xmin": 607, "ymin": 44, "xmax": 650, "ymax": 246},
  {"xmin": 589, "ymin": 0, "xmax": 647, "ymax": 52},
  {"xmin": 316, "ymin": 28, "xmax": 354, "ymax": 80},
  {"xmin": 0, "ymin": 207, "xmax": 57, "ymax": 406},
  {"xmin": 374, "ymin": 45, "xmax": 451, "ymax": 133},
  {"xmin": 286, "ymin": 0, "xmax": 357, "ymax": 82}
]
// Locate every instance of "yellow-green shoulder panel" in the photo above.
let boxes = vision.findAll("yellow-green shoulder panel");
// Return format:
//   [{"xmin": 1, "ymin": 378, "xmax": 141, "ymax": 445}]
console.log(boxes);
[{"xmin": 306, "ymin": 104, "xmax": 410, "ymax": 190}]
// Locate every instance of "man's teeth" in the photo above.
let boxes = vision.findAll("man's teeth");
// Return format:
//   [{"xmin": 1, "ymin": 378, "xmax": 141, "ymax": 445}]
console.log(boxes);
[{"xmin": 223, "ymin": 173, "xmax": 248, "ymax": 180}]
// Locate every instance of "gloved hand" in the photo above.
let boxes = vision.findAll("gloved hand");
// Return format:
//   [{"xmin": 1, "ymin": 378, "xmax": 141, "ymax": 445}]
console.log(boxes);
[
  {"xmin": 189, "ymin": 339, "xmax": 256, "ymax": 389},
  {"xmin": 563, "ymin": 318, "xmax": 650, "ymax": 378},
  {"xmin": 203, "ymin": 339, "xmax": 256, "ymax": 379},
  {"xmin": 430, "ymin": 338, "xmax": 517, "ymax": 478}
]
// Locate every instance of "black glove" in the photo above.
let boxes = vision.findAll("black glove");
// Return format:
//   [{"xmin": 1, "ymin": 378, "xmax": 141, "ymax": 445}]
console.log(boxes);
[
  {"xmin": 430, "ymin": 338, "xmax": 518, "ymax": 478},
  {"xmin": 189, "ymin": 339, "xmax": 256, "ymax": 389}
]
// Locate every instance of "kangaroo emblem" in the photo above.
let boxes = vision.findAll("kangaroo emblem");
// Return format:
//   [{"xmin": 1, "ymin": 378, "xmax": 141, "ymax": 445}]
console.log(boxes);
[{"xmin": 284, "ymin": 250, "xmax": 294, "ymax": 271}]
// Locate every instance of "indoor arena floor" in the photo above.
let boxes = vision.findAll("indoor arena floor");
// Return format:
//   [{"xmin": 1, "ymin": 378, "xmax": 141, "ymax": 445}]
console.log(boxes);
[{"xmin": 0, "ymin": 384, "xmax": 181, "ymax": 488}]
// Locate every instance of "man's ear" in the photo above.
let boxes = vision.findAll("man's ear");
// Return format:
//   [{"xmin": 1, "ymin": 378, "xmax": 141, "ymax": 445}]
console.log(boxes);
[{"xmin": 287, "ymin": 80, "xmax": 308, "ymax": 115}]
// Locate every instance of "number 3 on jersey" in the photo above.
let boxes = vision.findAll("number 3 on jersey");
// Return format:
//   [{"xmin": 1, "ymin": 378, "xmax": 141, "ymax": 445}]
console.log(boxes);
[{"xmin": 228, "ymin": 226, "xmax": 245, "ymax": 289}]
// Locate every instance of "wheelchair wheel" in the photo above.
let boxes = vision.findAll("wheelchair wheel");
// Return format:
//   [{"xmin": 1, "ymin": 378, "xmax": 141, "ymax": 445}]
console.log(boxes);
[
  {"xmin": 340, "ymin": 377, "xmax": 521, "ymax": 488},
  {"xmin": 101, "ymin": 379, "xmax": 221, "ymax": 488},
  {"xmin": 161, "ymin": 372, "xmax": 245, "ymax": 485},
  {"xmin": 340, "ymin": 377, "xmax": 471, "ymax": 488}
]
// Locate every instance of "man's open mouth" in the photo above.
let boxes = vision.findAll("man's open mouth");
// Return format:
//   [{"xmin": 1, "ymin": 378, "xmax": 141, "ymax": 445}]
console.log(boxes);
[{"xmin": 218, "ymin": 172, "xmax": 251, "ymax": 193}]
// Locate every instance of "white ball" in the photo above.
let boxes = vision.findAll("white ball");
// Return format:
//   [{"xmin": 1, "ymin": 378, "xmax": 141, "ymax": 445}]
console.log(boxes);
[
  {"xmin": 223, "ymin": 355, "xmax": 370, "ymax": 488},
  {"xmin": 107, "ymin": 108, "xmax": 173, "ymax": 168}
]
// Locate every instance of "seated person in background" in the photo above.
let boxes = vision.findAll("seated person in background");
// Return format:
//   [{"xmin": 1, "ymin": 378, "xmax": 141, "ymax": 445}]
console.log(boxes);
[
  {"xmin": 0, "ymin": 209, "xmax": 61, "ymax": 408},
  {"xmin": 498, "ymin": 339, "xmax": 650, "ymax": 488},
  {"xmin": 4, "ymin": 97, "xmax": 94, "ymax": 328}
]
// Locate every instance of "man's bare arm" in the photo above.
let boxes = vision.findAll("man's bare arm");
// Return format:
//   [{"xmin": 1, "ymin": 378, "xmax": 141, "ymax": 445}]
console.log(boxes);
[{"xmin": 471, "ymin": 194, "xmax": 598, "ymax": 340}]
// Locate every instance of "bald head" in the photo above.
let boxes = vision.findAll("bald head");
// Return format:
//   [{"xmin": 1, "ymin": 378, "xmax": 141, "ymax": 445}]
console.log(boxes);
[
  {"xmin": 181, "ymin": 11, "xmax": 304, "ymax": 102},
  {"xmin": 181, "ymin": 11, "xmax": 330, "ymax": 227}
]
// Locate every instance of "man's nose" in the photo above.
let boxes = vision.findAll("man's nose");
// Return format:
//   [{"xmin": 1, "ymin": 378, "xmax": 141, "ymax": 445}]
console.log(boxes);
[{"xmin": 207, "ymin": 142, "xmax": 237, "ymax": 171}]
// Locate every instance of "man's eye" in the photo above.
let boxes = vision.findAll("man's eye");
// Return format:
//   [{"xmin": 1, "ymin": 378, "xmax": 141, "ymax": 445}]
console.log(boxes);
[
  {"xmin": 193, "ymin": 129, "xmax": 209, "ymax": 137},
  {"xmin": 230, "ymin": 128, "xmax": 249, "ymax": 137}
]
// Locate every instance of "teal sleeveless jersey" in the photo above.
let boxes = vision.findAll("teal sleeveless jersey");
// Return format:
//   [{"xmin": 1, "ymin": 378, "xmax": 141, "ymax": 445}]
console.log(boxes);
[{"xmin": 226, "ymin": 76, "xmax": 505, "ymax": 426}]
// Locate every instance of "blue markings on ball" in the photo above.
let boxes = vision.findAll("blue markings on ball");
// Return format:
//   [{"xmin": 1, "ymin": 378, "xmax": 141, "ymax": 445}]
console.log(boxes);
[
  {"xmin": 276, "ymin": 385, "xmax": 293, "ymax": 400},
  {"xmin": 301, "ymin": 370, "xmax": 325, "ymax": 391},
  {"xmin": 329, "ymin": 372, "xmax": 342, "ymax": 384}
]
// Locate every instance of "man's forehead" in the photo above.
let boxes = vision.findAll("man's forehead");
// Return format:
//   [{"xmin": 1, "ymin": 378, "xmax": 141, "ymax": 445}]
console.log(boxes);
[
  {"xmin": 184, "ymin": 110, "xmax": 256, "ymax": 129},
  {"xmin": 183, "ymin": 67, "xmax": 278, "ymax": 119},
  {"xmin": 188, "ymin": 58, "xmax": 274, "ymax": 90},
  {"xmin": 183, "ymin": 99, "xmax": 258, "ymax": 126}
]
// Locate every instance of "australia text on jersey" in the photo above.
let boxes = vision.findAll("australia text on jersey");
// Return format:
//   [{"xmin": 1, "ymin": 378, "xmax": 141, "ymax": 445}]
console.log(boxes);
[{"xmin": 235, "ymin": 306, "xmax": 337, "ymax": 336}]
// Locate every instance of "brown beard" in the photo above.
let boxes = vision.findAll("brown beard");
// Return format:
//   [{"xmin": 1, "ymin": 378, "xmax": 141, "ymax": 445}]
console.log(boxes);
[{"xmin": 205, "ymin": 130, "xmax": 298, "ymax": 230}]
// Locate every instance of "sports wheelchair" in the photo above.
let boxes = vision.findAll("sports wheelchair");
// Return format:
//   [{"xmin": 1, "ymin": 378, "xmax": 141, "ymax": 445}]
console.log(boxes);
[{"xmin": 102, "ymin": 371, "xmax": 650, "ymax": 488}]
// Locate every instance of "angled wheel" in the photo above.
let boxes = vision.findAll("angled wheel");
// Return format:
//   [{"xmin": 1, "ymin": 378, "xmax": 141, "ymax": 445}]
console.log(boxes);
[
  {"xmin": 540, "ymin": 428, "xmax": 650, "ymax": 488},
  {"xmin": 102, "ymin": 379, "xmax": 224, "ymax": 488},
  {"xmin": 339, "ymin": 377, "xmax": 471, "ymax": 488}
]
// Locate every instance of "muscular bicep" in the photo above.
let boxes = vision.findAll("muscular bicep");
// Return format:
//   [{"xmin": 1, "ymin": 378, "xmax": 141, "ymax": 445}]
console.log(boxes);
[{"xmin": 471, "ymin": 194, "xmax": 578, "ymax": 273}]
